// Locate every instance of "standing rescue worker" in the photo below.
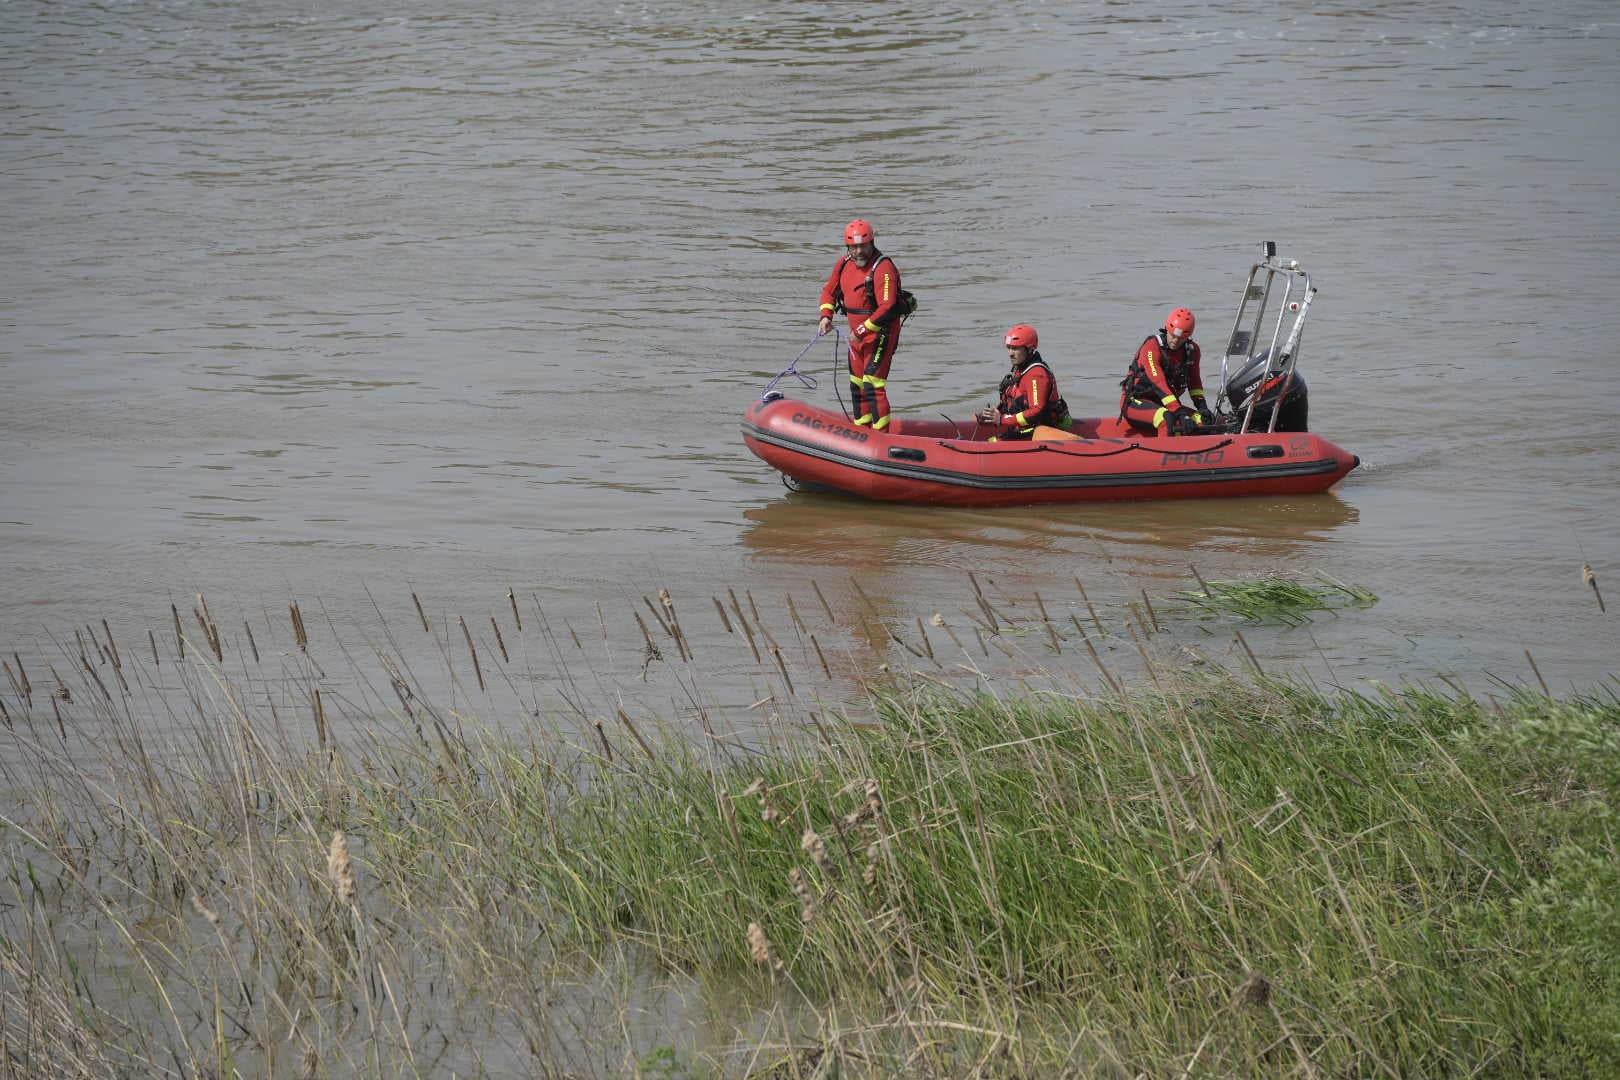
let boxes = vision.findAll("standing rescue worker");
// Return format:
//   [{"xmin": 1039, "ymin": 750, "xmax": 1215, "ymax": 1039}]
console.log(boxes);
[
  {"xmin": 975, "ymin": 324, "xmax": 1072, "ymax": 440},
  {"xmin": 817, "ymin": 219, "xmax": 904, "ymax": 430},
  {"xmin": 1119, "ymin": 306, "xmax": 1208, "ymax": 437}
]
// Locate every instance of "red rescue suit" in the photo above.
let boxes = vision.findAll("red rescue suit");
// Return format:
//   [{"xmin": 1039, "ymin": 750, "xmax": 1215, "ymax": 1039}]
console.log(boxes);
[
  {"xmin": 819, "ymin": 251, "xmax": 904, "ymax": 430},
  {"xmin": 988, "ymin": 352, "xmax": 1072, "ymax": 440},
  {"xmin": 1119, "ymin": 331, "xmax": 1207, "ymax": 436}
]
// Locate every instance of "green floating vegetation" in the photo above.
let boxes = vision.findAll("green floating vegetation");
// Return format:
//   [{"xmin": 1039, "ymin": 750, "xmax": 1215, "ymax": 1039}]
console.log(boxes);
[
  {"xmin": 4, "ymin": 666, "xmax": 1618, "ymax": 1078},
  {"xmin": 1176, "ymin": 573, "xmax": 1379, "ymax": 625}
]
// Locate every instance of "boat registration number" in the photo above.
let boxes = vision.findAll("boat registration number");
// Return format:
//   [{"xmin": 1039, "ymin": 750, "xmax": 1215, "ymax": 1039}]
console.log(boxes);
[{"xmin": 791, "ymin": 412, "xmax": 870, "ymax": 444}]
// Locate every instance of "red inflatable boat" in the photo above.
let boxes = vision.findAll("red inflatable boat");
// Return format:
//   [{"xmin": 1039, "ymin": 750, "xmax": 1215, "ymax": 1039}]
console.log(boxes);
[
  {"xmin": 743, "ymin": 242, "xmax": 1359, "ymax": 507},
  {"xmin": 741, "ymin": 398, "xmax": 1356, "ymax": 507}
]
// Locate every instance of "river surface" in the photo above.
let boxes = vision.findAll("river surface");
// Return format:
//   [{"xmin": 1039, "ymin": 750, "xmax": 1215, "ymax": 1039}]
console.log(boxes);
[{"xmin": 4, "ymin": 0, "xmax": 1619, "ymax": 735}]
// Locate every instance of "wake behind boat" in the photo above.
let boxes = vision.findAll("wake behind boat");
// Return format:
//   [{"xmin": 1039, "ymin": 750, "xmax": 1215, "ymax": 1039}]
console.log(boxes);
[{"xmin": 742, "ymin": 242, "xmax": 1359, "ymax": 508}]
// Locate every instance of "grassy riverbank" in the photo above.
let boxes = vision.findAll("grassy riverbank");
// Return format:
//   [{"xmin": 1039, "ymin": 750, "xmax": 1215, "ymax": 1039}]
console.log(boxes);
[{"xmin": 3, "ymin": 655, "xmax": 1616, "ymax": 1078}]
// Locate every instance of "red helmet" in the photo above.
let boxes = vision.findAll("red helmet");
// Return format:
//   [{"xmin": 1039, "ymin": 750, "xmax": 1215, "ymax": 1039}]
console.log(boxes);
[
  {"xmin": 1166, "ymin": 307, "xmax": 1196, "ymax": 334},
  {"xmin": 843, "ymin": 219, "xmax": 874, "ymax": 245},
  {"xmin": 1003, "ymin": 324, "xmax": 1038, "ymax": 349}
]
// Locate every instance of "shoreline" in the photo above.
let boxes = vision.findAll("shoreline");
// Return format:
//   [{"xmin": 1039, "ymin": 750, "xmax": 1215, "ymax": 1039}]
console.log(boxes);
[{"xmin": 3, "ymin": 622, "xmax": 1616, "ymax": 1077}]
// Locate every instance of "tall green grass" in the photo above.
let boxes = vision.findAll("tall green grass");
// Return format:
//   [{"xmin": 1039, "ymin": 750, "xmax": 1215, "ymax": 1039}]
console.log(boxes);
[{"xmin": 4, "ymin": 645, "xmax": 1617, "ymax": 1077}]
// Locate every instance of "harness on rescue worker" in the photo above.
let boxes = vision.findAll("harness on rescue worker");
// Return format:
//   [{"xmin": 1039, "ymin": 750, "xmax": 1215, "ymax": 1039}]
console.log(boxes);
[
  {"xmin": 998, "ymin": 353, "xmax": 1072, "ymax": 433},
  {"xmin": 1120, "ymin": 330, "xmax": 1195, "ymax": 405},
  {"xmin": 830, "ymin": 254, "xmax": 918, "ymax": 325}
]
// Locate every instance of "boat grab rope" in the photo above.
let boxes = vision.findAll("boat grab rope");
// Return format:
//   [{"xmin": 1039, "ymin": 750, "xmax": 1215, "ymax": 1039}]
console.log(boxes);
[
  {"xmin": 759, "ymin": 330, "xmax": 837, "ymax": 401},
  {"xmin": 939, "ymin": 437, "xmax": 1235, "ymax": 457}
]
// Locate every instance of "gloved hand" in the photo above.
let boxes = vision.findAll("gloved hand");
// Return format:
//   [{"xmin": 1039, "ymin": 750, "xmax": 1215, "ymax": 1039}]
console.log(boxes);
[{"xmin": 1168, "ymin": 410, "xmax": 1203, "ymax": 436}]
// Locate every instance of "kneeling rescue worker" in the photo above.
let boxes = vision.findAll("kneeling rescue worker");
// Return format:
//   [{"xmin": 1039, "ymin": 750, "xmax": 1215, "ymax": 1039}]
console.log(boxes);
[
  {"xmin": 976, "ymin": 324, "xmax": 1072, "ymax": 441},
  {"xmin": 1119, "ymin": 307, "xmax": 1208, "ymax": 437},
  {"xmin": 817, "ymin": 219, "xmax": 904, "ymax": 430}
]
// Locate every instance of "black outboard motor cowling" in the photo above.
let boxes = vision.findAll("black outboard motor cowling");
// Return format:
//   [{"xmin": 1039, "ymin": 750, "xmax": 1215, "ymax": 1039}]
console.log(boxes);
[{"xmin": 1222, "ymin": 351, "xmax": 1309, "ymax": 432}]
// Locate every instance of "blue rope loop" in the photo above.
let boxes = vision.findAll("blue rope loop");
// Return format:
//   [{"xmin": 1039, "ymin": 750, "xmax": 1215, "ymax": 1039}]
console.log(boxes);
[{"xmin": 760, "ymin": 330, "xmax": 840, "ymax": 401}]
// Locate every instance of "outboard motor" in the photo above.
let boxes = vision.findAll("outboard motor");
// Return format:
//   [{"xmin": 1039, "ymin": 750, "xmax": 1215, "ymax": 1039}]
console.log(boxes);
[{"xmin": 1222, "ymin": 351, "xmax": 1309, "ymax": 432}]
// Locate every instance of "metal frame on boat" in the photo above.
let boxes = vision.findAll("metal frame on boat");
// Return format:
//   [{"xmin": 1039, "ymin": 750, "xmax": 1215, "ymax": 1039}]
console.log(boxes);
[{"xmin": 1218, "ymin": 241, "xmax": 1316, "ymax": 435}]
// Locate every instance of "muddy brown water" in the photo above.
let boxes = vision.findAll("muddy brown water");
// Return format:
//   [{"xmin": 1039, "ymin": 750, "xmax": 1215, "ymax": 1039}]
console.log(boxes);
[{"xmin": 4, "ymin": 1, "xmax": 1619, "ymax": 738}]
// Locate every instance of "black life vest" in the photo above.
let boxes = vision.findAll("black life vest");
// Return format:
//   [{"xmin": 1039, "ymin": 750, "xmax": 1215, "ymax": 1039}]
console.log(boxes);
[
  {"xmin": 1121, "ymin": 331, "xmax": 1199, "ymax": 403},
  {"xmin": 998, "ymin": 352, "xmax": 1071, "ymax": 430}
]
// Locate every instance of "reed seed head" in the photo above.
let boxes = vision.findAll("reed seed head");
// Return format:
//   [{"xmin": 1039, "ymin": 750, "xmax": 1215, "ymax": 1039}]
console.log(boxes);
[
  {"xmin": 749, "ymin": 782, "xmax": 783, "ymax": 823},
  {"xmin": 327, "ymin": 830, "xmax": 357, "ymax": 906},
  {"xmin": 789, "ymin": 867, "xmax": 816, "ymax": 923},
  {"xmin": 190, "ymin": 891, "xmax": 221, "ymax": 927},
  {"xmin": 801, "ymin": 827, "xmax": 831, "ymax": 872},
  {"xmin": 747, "ymin": 921, "xmax": 780, "ymax": 969}
]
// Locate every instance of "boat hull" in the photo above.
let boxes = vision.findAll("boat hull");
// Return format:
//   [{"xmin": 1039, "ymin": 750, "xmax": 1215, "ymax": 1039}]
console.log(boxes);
[{"xmin": 741, "ymin": 397, "xmax": 1358, "ymax": 507}]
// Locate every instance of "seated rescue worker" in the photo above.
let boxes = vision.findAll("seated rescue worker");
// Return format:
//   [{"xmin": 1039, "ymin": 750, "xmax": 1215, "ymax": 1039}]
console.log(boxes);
[
  {"xmin": 1119, "ymin": 306, "xmax": 1208, "ymax": 437},
  {"xmin": 975, "ymin": 324, "xmax": 1072, "ymax": 441}
]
